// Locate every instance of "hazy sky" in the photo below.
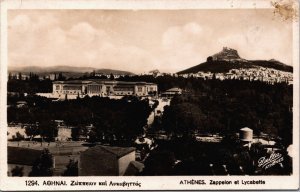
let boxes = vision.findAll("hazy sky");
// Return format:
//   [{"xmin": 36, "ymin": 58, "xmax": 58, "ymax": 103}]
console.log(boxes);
[{"xmin": 8, "ymin": 9, "xmax": 293, "ymax": 73}]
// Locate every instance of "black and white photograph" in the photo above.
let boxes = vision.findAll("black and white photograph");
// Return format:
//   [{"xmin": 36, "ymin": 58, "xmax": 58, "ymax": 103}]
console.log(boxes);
[{"xmin": 0, "ymin": 0, "xmax": 299, "ymax": 190}]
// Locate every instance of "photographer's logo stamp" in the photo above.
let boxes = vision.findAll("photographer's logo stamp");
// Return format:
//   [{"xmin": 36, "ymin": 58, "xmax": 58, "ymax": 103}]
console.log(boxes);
[{"xmin": 258, "ymin": 152, "xmax": 284, "ymax": 170}]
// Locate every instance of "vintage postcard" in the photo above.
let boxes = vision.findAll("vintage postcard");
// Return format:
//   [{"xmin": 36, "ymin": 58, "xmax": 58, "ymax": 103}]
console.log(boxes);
[{"xmin": 0, "ymin": 0, "xmax": 299, "ymax": 190}]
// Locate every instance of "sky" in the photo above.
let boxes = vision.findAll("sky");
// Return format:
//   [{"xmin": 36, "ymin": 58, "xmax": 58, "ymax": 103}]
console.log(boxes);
[{"xmin": 8, "ymin": 9, "xmax": 293, "ymax": 73}]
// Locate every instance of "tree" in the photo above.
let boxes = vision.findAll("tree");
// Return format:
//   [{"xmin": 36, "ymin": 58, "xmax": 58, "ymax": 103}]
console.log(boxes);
[
  {"xmin": 162, "ymin": 103, "xmax": 205, "ymax": 137},
  {"xmin": 71, "ymin": 128, "xmax": 80, "ymax": 141},
  {"xmin": 11, "ymin": 166, "xmax": 24, "ymax": 177},
  {"xmin": 150, "ymin": 116, "xmax": 162, "ymax": 132},
  {"xmin": 39, "ymin": 120, "xmax": 57, "ymax": 141},
  {"xmin": 141, "ymin": 151, "xmax": 176, "ymax": 175},
  {"xmin": 71, "ymin": 126, "xmax": 88, "ymax": 141},
  {"xmin": 25, "ymin": 124, "xmax": 39, "ymax": 140},
  {"xmin": 91, "ymin": 70, "xmax": 96, "ymax": 77},
  {"xmin": 57, "ymin": 73, "xmax": 65, "ymax": 81},
  {"xmin": 13, "ymin": 132, "xmax": 24, "ymax": 141},
  {"xmin": 63, "ymin": 159, "xmax": 78, "ymax": 176},
  {"xmin": 87, "ymin": 129, "xmax": 97, "ymax": 143},
  {"xmin": 15, "ymin": 131, "xmax": 24, "ymax": 141},
  {"xmin": 29, "ymin": 149, "xmax": 53, "ymax": 176},
  {"xmin": 109, "ymin": 73, "xmax": 114, "ymax": 80}
]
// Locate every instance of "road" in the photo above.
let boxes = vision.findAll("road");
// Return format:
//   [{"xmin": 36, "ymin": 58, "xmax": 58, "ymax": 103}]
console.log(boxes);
[{"xmin": 147, "ymin": 98, "xmax": 170, "ymax": 126}]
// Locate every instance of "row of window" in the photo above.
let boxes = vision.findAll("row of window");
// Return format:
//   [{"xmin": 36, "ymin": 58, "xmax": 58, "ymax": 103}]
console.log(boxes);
[
  {"xmin": 55, "ymin": 90, "xmax": 150, "ymax": 96},
  {"xmin": 63, "ymin": 86, "xmax": 82, "ymax": 90},
  {"xmin": 115, "ymin": 92, "xmax": 133, "ymax": 95},
  {"xmin": 56, "ymin": 90, "xmax": 81, "ymax": 94},
  {"xmin": 87, "ymin": 85, "xmax": 102, "ymax": 92},
  {"xmin": 114, "ymin": 87, "xmax": 134, "ymax": 91},
  {"xmin": 55, "ymin": 85, "xmax": 156, "ymax": 92}
]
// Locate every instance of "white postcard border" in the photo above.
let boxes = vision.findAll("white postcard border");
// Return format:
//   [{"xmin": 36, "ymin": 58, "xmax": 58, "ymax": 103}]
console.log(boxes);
[{"xmin": 0, "ymin": 0, "xmax": 299, "ymax": 190}]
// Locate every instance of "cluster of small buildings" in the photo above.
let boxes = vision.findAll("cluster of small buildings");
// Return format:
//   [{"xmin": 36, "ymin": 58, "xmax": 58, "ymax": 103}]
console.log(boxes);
[
  {"xmin": 52, "ymin": 80, "xmax": 158, "ymax": 99},
  {"xmin": 179, "ymin": 67, "xmax": 293, "ymax": 84},
  {"xmin": 228, "ymin": 67, "xmax": 292, "ymax": 84}
]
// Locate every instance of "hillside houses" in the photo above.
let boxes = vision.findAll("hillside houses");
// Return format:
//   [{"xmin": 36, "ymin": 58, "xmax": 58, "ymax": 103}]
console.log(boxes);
[{"xmin": 179, "ymin": 67, "xmax": 293, "ymax": 84}]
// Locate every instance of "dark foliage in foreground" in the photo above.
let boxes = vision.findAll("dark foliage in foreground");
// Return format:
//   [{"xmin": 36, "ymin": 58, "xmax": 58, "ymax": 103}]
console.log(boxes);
[
  {"xmin": 29, "ymin": 149, "xmax": 53, "ymax": 177},
  {"xmin": 141, "ymin": 137, "xmax": 292, "ymax": 176},
  {"xmin": 63, "ymin": 159, "xmax": 78, "ymax": 176},
  {"xmin": 11, "ymin": 166, "xmax": 24, "ymax": 177}
]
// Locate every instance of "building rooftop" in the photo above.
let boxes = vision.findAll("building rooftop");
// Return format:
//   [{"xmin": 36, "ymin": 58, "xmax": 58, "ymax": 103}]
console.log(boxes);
[
  {"xmin": 53, "ymin": 80, "xmax": 94, "ymax": 84},
  {"xmin": 16, "ymin": 101, "xmax": 27, "ymax": 104},
  {"xmin": 53, "ymin": 80, "xmax": 156, "ymax": 86},
  {"xmin": 240, "ymin": 127, "xmax": 253, "ymax": 131},
  {"xmin": 165, "ymin": 87, "xmax": 182, "ymax": 92},
  {"xmin": 8, "ymin": 146, "xmax": 42, "ymax": 165},
  {"xmin": 83, "ymin": 145, "xmax": 135, "ymax": 158}
]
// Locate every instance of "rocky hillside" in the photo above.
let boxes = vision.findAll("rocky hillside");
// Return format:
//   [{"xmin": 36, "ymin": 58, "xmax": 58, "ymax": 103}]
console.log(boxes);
[
  {"xmin": 210, "ymin": 47, "xmax": 245, "ymax": 61},
  {"xmin": 178, "ymin": 47, "xmax": 293, "ymax": 74}
]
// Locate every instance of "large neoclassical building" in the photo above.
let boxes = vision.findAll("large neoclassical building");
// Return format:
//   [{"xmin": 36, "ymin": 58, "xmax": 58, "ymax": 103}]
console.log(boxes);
[{"xmin": 52, "ymin": 80, "xmax": 158, "ymax": 98}]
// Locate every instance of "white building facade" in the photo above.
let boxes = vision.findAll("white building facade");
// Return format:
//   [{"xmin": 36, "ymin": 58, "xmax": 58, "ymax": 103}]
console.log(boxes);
[{"xmin": 52, "ymin": 80, "xmax": 158, "ymax": 99}]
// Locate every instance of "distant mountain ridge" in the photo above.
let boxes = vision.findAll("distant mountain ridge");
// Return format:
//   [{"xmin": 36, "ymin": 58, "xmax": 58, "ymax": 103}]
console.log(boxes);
[
  {"xmin": 178, "ymin": 47, "xmax": 293, "ymax": 74},
  {"xmin": 9, "ymin": 66, "xmax": 95, "ymax": 73},
  {"xmin": 9, "ymin": 66, "xmax": 135, "ymax": 75},
  {"xmin": 94, "ymin": 69, "xmax": 135, "ymax": 75}
]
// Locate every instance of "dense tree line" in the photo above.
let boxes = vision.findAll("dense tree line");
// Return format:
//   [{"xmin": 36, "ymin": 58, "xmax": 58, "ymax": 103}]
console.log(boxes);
[
  {"xmin": 8, "ymin": 78, "xmax": 52, "ymax": 94},
  {"xmin": 150, "ymin": 79, "xmax": 292, "ymax": 147},
  {"xmin": 8, "ymin": 96, "xmax": 152, "ymax": 142},
  {"xmin": 7, "ymin": 72, "xmax": 67, "ymax": 94}
]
